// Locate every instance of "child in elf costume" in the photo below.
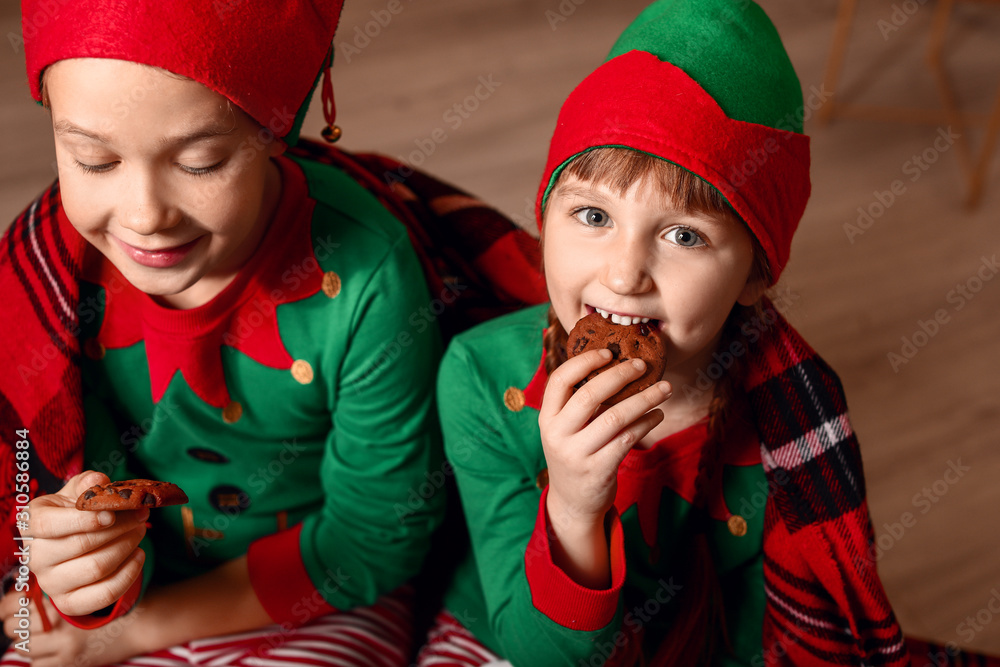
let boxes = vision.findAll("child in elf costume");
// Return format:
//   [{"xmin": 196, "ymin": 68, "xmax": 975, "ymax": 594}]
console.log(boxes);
[
  {"xmin": 0, "ymin": 1, "xmax": 542, "ymax": 665},
  {"xmin": 416, "ymin": 1, "xmax": 1000, "ymax": 666}
]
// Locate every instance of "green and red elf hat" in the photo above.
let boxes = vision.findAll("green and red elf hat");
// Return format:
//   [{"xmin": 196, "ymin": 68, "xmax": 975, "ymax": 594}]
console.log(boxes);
[
  {"xmin": 536, "ymin": 0, "xmax": 811, "ymax": 284},
  {"xmin": 22, "ymin": 0, "xmax": 345, "ymax": 145}
]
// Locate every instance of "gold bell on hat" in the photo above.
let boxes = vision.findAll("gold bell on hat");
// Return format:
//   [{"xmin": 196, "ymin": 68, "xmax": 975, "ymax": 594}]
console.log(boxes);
[{"xmin": 321, "ymin": 124, "xmax": 342, "ymax": 143}]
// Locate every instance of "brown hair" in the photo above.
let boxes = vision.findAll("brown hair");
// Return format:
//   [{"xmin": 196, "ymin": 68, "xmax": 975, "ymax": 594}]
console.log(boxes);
[{"xmin": 540, "ymin": 147, "xmax": 771, "ymax": 665}]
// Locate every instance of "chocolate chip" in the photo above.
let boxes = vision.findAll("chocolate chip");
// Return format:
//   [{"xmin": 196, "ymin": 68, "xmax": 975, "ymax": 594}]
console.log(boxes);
[
  {"xmin": 572, "ymin": 337, "xmax": 590, "ymax": 354},
  {"xmin": 117, "ymin": 489, "xmax": 132, "ymax": 499},
  {"xmin": 142, "ymin": 493, "xmax": 156, "ymax": 506},
  {"xmin": 607, "ymin": 343, "xmax": 621, "ymax": 359},
  {"xmin": 83, "ymin": 490, "xmax": 96, "ymax": 500},
  {"xmin": 639, "ymin": 323, "xmax": 650, "ymax": 336}
]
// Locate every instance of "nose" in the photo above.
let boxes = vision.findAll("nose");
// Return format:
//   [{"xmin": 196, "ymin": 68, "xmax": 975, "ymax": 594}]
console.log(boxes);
[
  {"xmin": 600, "ymin": 232, "xmax": 653, "ymax": 295},
  {"xmin": 119, "ymin": 169, "xmax": 180, "ymax": 236}
]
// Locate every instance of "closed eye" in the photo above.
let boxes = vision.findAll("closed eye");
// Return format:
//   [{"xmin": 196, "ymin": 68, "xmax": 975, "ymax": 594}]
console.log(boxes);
[
  {"xmin": 180, "ymin": 160, "xmax": 226, "ymax": 177},
  {"xmin": 75, "ymin": 160, "xmax": 118, "ymax": 174}
]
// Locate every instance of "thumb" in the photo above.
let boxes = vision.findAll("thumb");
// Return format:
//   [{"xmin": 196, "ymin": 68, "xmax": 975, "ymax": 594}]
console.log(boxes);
[{"xmin": 57, "ymin": 470, "xmax": 110, "ymax": 500}]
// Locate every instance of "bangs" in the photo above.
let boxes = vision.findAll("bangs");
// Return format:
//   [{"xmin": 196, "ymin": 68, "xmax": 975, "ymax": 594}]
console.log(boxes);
[
  {"xmin": 551, "ymin": 147, "xmax": 772, "ymax": 285},
  {"xmin": 557, "ymin": 147, "xmax": 736, "ymax": 220}
]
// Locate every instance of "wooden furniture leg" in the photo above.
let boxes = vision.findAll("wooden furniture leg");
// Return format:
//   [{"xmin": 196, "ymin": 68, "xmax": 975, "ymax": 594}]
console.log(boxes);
[{"xmin": 818, "ymin": 0, "xmax": 859, "ymax": 126}]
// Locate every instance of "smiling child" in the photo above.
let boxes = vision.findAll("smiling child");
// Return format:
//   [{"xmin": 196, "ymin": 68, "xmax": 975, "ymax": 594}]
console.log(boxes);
[{"xmin": 0, "ymin": 2, "xmax": 442, "ymax": 666}]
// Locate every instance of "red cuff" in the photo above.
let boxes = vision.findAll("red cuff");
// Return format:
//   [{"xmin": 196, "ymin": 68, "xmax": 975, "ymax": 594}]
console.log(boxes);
[
  {"xmin": 524, "ymin": 486, "xmax": 626, "ymax": 631},
  {"xmin": 247, "ymin": 524, "xmax": 336, "ymax": 626},
  {"xmin": 53, "ymin": 571, "xmax": 142, "ymax": 629}
]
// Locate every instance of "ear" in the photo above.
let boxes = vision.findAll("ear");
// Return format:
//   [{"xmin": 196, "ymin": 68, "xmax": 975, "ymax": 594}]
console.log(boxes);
[{"xmin": 737, "ymin": 275, "xmax": 767, "ymax": 306}]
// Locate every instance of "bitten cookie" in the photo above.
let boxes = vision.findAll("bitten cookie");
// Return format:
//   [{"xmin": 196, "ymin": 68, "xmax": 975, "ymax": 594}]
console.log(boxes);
[
  {"xmin": 76, "ymin": 480, "xmax": 188, "ymax": 511},
  {"xmin": 565, "ymin": 312, "xmax": 667, "ymax": 406}
]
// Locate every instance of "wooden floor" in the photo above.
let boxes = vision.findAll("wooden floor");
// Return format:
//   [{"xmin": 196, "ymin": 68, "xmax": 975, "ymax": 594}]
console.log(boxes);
[{"xmin": 3, "ymin": 0, "xmax": 999, "ymax": 654}]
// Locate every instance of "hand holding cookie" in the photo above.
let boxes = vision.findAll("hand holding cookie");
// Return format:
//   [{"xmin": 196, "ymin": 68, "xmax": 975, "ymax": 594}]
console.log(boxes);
[
  {"xmin": 18, "ymin": 471, "xmax": 150, "ymax": 617},
  {"xmin": 539, "ymin": 313, "xmax": 672, "ymax": 519}
]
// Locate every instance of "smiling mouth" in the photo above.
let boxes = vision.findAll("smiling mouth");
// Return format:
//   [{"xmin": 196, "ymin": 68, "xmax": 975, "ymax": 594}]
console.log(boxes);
[
  {"xmin": 114, "ymin": 236, "xmax": 200, "ymax": 269},
  {"xmin": 587, "ymin": 305, "xmax": 659, "ymax": 327}
]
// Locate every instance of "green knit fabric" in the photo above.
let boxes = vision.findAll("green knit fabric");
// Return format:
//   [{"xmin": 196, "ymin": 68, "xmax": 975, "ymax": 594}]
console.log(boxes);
[{"xmin": 607, "ymin": 0, "xmax": 804, "ymax": 132}]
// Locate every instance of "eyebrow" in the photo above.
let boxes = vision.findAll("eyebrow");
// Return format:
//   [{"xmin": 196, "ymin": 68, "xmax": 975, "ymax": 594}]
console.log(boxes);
[
  {"xmin": 53, "ymin": 120, "xmax": 236, "ymax": 147},
  {"xmin": 549, "ymin": 182, "xmax": 616, "ymax": 206},
  {"xmin": 551, "ymin": 180, "xmax": 731, "ymax": 228}
]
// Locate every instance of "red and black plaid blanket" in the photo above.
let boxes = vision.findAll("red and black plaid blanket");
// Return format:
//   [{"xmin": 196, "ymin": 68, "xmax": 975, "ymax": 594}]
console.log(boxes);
[{"xmin": 0, "ymin": 142, "xmax": 995, "ymax": 666}]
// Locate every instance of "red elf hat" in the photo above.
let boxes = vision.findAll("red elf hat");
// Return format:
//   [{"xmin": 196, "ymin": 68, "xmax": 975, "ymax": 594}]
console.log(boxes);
[
  {"xmin": 22, "ymin": 0, "xmax": 345, "ymax": 144},
  {"xmin": 536, "ymin": 0, "xmax": 811, "ymax": 284}
]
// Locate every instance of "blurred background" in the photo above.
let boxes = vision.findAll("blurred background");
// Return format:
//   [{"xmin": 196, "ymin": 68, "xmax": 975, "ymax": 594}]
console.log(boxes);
[{"xmin": 3, "ymin": 0, "xmax": 999, "ymax": 654}]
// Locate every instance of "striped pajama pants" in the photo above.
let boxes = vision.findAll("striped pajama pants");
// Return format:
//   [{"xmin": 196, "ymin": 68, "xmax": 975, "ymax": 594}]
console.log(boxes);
[
  {"xmin": 1, "ymin": 587, "xmax": 413, "ymax": 667},
  {"xmin": 414, "ymin": 611, "xmax": 511, "ymax": 667}
]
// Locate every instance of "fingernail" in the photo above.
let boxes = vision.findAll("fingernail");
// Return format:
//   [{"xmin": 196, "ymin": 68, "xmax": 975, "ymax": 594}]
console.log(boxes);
[
  {"xmin": 97, "ymin": 511, "xmax": 115, "ymax": 526},
  {"xmin": 599, "ymin": 348, "xmax": 612, "ymax": 358},
  {"xmin": 657, "ymin": 381, "xmax": 672, "ymax": 395},
  {"xmin": 631, "ymin": 359, "xmax": 645, "ymax": 370}
]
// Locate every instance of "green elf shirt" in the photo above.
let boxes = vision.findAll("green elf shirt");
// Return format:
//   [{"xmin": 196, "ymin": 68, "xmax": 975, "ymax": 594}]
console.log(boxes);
[
  {"xmin": 73, "ymin": 154, "xmax": 444, "ymax": 625},
  {"xmin": 438, "ymin": 304, "xmax": 767, "ymax": 666}
]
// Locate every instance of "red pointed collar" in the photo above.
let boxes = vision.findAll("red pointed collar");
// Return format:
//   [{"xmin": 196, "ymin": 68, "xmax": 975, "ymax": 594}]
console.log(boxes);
[
  {"xmin": 77, "ymin": 156, "xmax": 323, "ymax": 409},
  {"xmin": 520, "ymin": 328, "xmax": 761, "ymax": 548}
]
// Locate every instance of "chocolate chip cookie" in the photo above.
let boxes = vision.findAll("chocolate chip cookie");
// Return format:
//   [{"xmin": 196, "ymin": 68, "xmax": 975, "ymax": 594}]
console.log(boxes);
[
  {"xmin": 76, "ymin": 480, "xmax": 189, "ymax": 511},
  {"xmin": 565, "ymin": 312, "xmax": 667, "ymax": 406}
]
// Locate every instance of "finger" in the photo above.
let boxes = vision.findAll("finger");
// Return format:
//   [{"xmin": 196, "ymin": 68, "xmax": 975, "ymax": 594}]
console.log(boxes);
[
  {"xmin": 595, "ymin": 406, "xmax": 665, "ymax": 465},
  {"xmin": 0, "ymin": 590, "xmax": 23, "ymax": 617},
  {"xmin": 36, "ymin": 523, "xmax": 147, "ymax": 597},
  {"xmin": 558, "ymin": 359, "xmax": 652, "ymax": 433},
  {"xmin": 27, "ymin": 503, "xmax": 148, "ymax": 541},
  {"xmin": 580, "ymin": 380, "xmax": 672, "ymax": 452},
  {"xmin": 1, "ymin": 595, "xmax": 28, "ymax": 639},
  {"xmin": 49, "ymin": 546, "xmax": 145, "ymax": 617},
  {"xmin": 540, "ymin": 349, "xmax": 613, "ymax": 420}
]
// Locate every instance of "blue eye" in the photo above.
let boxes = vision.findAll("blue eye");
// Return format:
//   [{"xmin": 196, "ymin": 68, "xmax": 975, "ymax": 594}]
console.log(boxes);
[
  {"xmin": 574, "ymin": 207, "xmax": 611, "ymax": 227},
  {"xmin": 666, "ymin": 227, "xmax": 705, "ymax": 247}
]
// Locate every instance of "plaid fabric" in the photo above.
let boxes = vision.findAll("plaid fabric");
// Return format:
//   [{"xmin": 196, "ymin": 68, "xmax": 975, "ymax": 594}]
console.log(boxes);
[
  {"xmin": 746, "ymin": 305, "xmax": 1000, "ymax": 666},
  {"xmin": 0, "ymin": 183, "xmax": 87, "ymax": 585}
]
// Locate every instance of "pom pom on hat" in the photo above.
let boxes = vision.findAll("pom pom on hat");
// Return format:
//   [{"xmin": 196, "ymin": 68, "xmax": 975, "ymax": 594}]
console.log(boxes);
[
  {"xmin": 537, "ymin": 0, "xmax": 811, "ymax": 284},
  {"xmin": 22, "ymin": 0, "xmax": 345, "ymax": 143}
]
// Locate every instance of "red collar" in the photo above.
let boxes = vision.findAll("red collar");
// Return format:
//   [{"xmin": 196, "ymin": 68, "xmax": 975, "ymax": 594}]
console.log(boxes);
[{"xmin": 78, "ymin": 156, "xmax": 322, "ymax": 408}]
